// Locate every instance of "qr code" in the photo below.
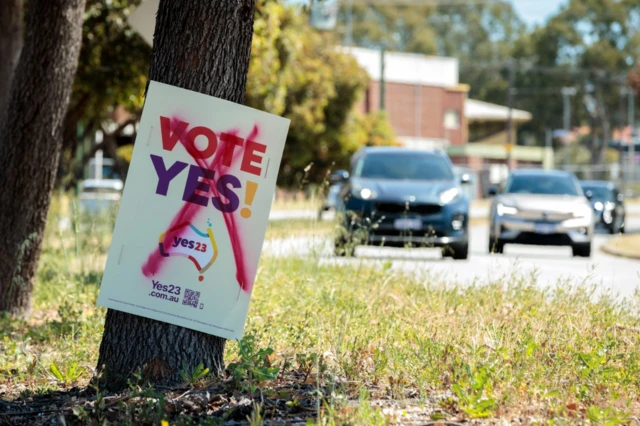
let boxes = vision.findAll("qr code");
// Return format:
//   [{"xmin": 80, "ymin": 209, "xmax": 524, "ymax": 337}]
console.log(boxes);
[{"xmin": 182, "ymin": 289, "xmax": 200, "ymax": 308}]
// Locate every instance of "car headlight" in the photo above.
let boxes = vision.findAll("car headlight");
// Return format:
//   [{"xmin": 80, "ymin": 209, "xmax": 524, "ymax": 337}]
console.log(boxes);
[
  {"xmin": 594, "ymin": 202, "xmax": 603, "ymax": 211},
  {"xmin": 496, "ymin": 203, "xmax": 518, "ymax": 216},
  {"xmin": 439, "ymin": 188, "xmax": 460, "ymax": 205},
  {"xmin": 604, "ymin": 201, "xmax": 615, "ymax": 211},
  {"xmin": 360, "ymin": 188, "xmax": 376, "ymax": 200},
  {"xmin": 351, "ymin": 184, "xmax": 377, "ymax": 200}
]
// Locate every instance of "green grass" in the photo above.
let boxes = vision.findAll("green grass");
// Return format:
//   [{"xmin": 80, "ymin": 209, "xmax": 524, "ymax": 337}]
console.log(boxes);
[
  {"xmin": 264, "ymin": 217, "xmax": 335, "ymax": 239},
  {"xmin": 2, "ymin": 195, "xmax": 640, "ymax": 424}
]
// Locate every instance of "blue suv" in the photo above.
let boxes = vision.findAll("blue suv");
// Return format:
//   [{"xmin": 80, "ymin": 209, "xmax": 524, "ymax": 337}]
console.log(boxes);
[{"xmin": 332, "ymin": 147, "xmax": 470, "ymax": 259}]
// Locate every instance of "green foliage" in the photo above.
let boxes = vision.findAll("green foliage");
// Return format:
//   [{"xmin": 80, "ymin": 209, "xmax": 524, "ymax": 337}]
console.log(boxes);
[
  {"xmin": 227, "ymin": 334, "xmax": 279, "ymax": 392},
  {"xmin": 341, "ymin": 0, "xmax": 640, "ymax": 160},
  {"xmin": 179, "ymin": 362, "xmax": 210, "ymax": 386},
  {"xmin": 451, "ymin": 365, "xmax": 496, "ymax": 418},
  {"xmin": 49, "ymin": 361, "xmax": 84, "ymax": 386},
  {"xmin": 65, "ymin": 0, "xmax": 397, "ymax": 187},
  {"xmin": 248, "ymin": 2, "xmax": 397, "ymax": 186},
  {"xmin": 73, "ymin": 0, "xmax": 150, "ymax": 122},
  {"xmin": 4, "ymin": 196, "xmax": 640, "ymax": 423},
  {"xmin": 508, "ymin": 0, "xmax": 640, "ymax": 158},
  {"xmin": 585, "ymin": 405, "xmax": 631, "ymax": 425}
]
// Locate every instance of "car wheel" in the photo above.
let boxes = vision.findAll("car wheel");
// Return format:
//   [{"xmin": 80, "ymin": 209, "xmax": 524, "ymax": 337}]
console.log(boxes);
[
  {"xmin": 444, "ymin": 243, "xmax": 468, "ymax": 260},
  {"xmin": 572, "ymin": 243, "xmax": 591, "ymax": 258},
  {"xmin": 488, "ymin": 238, "xmax": 504, "ymax": 254}
]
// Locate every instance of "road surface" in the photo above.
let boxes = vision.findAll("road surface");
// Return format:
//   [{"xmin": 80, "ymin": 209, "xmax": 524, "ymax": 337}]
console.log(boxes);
[{"xmin": 264, "ymin": 216, "xmax": 640, "ymax": 300}]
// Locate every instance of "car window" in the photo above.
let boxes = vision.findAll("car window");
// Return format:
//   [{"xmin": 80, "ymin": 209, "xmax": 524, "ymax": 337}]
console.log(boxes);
[
  {"xmin": 353, "ymin": 153, "xmax": 454, "ymax": 181},
  {"xmin": 504, "ymin": 174, "xmax": 581, "ymax": 196},
  {"xmin": 581, "ymin": 186, "xmax": 613, "ymax": 201}
]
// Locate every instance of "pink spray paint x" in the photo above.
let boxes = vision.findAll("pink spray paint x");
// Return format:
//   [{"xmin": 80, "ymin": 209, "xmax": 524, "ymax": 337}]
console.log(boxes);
[{"xmin": 141, "ymin": 115, "xmax": 261, "ymax": 294}]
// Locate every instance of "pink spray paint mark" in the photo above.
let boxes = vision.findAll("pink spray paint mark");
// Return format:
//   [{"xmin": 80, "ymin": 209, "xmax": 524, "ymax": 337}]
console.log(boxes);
[
  {"xmin": 141, "ymin": 117, "xmax": 261, "ymax": 294},
  {"xmin": 210, "ymin": 125, "xmax": 260, "ymax": 293}
]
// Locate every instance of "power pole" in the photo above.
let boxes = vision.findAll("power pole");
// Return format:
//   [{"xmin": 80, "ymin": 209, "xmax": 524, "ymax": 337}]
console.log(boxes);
[
  {"xmin": 561, "ymin": 87, "xmax": 577, "ymax": 169},
  {"xmin": 346, "ymin": 0, "xmax": 353, "ymax": 46},
  {"xmin": 505, "ymin": 59, "xmax": 515, "ymax": 170},
  {"xmin": 628, "ymin": 86, "xmax": 636, "ymax": 183},
  {"xmin": 380, "ymin": 45, "xmax": 385, "ymax": 110}
]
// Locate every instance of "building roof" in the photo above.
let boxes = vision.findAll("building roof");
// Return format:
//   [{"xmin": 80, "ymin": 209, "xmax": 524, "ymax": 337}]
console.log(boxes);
[
  {"xmin": 465, "ymin": 99, "xmax": 532, "ymax": 123},
  {"xmin": 339, "ymin": 46, "xmax": 459, "ymax": 88}
]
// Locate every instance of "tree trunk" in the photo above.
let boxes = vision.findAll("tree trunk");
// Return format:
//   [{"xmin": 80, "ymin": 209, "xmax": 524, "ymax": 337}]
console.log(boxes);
[
  {"xmin": 0, "ymin": 0, "xmax": 24, "ymax": 128},
  {"xmin": 0, "ymin": 0, "xmax": 86, "ymax": 317},
  {"xmin": 96, "ymin": 0, "xmax": 256, "ymax": 389}
]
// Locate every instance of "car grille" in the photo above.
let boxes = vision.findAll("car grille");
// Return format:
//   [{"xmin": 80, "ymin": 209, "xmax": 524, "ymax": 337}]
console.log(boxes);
[
  {"xmin": 374, "ymin": 202, "xmax": 442, "ymax": 215},
  {"xmin": 514, "ymin": 232, "xmax": 573, "ymax": 246}
]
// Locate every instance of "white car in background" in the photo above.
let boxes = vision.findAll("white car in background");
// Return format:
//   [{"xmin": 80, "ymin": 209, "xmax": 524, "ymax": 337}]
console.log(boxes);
[
  {"xmin": 488, "ymin": 169, "xmax": 594, "ymax": 257},
  {"xmin": 78, "ymin": 179, "xmax": 123, "ymax": 214}
]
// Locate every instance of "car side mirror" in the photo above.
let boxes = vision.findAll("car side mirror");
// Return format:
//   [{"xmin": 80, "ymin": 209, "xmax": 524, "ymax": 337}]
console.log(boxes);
[
  {"xmin": 584, "ymin": 190, "xmax": 593, "ymax": 200},
  {"xmin": 329, "ymin": 169, "xmax": 349, "ymax": 184},
  {"xmin": 460, "ymin": 173, "xmax": 471, "ymax": 185},
  {"xmin": 487, "ymin": 186, "xmax": 498, "ymax": 196}
]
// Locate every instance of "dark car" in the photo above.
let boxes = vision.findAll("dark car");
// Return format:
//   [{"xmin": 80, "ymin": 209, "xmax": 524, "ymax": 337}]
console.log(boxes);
[
  {"xmin": 332, "ymin": 147, "xmax": 470, "ymax": 259},
  {"xmin": 580, "ymin": 180, "xmax": 626, "ymax": 234}
]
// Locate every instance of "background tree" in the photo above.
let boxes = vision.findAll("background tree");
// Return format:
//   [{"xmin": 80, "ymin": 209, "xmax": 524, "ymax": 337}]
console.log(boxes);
[
  {"xmin": 247, "ymin": 2, "xmax": 397, "ymax": 187},
  {"xmin": 512, "ymin": 0, "xmax": 639, "ymax": 166},
  {"xmin": 55, "ymin": 0, "xmax": 394, "ymax": 190},
  {"xmin": 337, "ymin": 2, "xmax": 525, "ymax": 105},
  {"xmin": 96, "ymin": 0, "xmax": 257, "ymax": 389},
  {"xmin": 0, "ymin": 0, "xmax": 24, "ymax": 127},
  {"xmin": 59, "ymin": 0, "xmax": 151, "ymax": 188},
  {"xmin": 0, "ymin": 0, "xmax": 86, "ymax": 316},
  {"xmin": 338, "ymin": 0, "xmax": 640, "ymax": 168}
]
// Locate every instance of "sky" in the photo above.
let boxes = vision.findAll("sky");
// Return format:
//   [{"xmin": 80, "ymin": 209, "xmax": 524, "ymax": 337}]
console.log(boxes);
[
  {"xmin": 512, "ymin": 0, "xmax": 565, "ymax": 28},
  {"xmin": 294, "ymin": 0, "xmax": 567, "ymax": 29}
]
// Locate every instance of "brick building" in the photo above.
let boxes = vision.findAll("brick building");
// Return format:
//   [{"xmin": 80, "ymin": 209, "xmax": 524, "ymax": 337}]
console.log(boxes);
[
  {"xmin": 344, "ymin": 46, "xmax": 552, "ymax": 197},
  {"xmin": 346, "ymin": 47, "xmax": 468, "ymax": 150}
]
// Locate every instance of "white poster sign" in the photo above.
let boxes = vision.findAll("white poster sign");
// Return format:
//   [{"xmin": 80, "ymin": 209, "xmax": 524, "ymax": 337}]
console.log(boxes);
[{"xmin": 97, "ymin": 80, "xmax": 290, "ymax": 340}]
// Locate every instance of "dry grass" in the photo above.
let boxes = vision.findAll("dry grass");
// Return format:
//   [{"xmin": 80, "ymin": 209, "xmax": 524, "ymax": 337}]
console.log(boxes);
[{"xmin": 2, "ymin": 195, "xmax": 640, "ymax": 425}]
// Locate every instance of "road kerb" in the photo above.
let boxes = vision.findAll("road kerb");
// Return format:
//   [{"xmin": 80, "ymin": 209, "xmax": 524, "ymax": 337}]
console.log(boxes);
[{"xmin": 600, "ymin": 234, "xmax": 640, "ymax": 260}]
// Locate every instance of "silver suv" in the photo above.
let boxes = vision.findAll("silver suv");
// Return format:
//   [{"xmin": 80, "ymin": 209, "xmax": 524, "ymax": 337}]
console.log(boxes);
[{"xmin": 488, "ymin": 169, "xmax": 593, "ymax": 257}]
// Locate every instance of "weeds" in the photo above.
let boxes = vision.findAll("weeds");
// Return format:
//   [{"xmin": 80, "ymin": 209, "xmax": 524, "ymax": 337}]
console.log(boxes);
[
  {"xmin": 48, "ymin": 361, "xmax": 84, "ymax": 387},
  {"xmin": 180, "ymin": 363, "xmax": 210, "ymax": 387},
  {"xmin": 227, "ymin": 334, "xmax": 279, "ymax": 393},
  {"xmin": 1, "ymin": 194, "xmax": 640, "ymax": 424}
]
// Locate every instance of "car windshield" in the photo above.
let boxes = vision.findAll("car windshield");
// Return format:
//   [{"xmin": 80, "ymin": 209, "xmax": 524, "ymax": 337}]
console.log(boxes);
[
  {"xmin": 353, "ymin": 153, "xmax": 454, "ymax": 181},
  {"xmin": 581, "ymin": 186, "xmax": 613, "ymax": 201},
  {"xmin": 504, "ymin": 174, "xmax": 581, "ymax": 196}
]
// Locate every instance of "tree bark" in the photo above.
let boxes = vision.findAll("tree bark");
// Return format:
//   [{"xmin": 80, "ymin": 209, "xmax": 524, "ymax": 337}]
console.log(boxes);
[
  {"xmin": 0, "ymin": 0, "xmax": 23, "ymax": 129},
  {"xmin": 0, "ymin": 0, "xmax": 86, "ymax": 317},
  {"xmin": 96, "ymin": 0, "xmax": 256, "ymax": 389}
]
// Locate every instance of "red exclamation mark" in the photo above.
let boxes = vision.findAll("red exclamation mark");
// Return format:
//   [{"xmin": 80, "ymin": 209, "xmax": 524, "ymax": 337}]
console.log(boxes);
[{"xmin": 240, "ymin": 181, "xmax": 258, "ymax": 219}]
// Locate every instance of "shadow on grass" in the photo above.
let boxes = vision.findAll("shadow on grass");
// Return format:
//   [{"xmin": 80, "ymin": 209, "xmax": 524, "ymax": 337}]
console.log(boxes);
[{"xmin": 0, "ymin": 372, "xmax": 384, "ymax": 426}]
